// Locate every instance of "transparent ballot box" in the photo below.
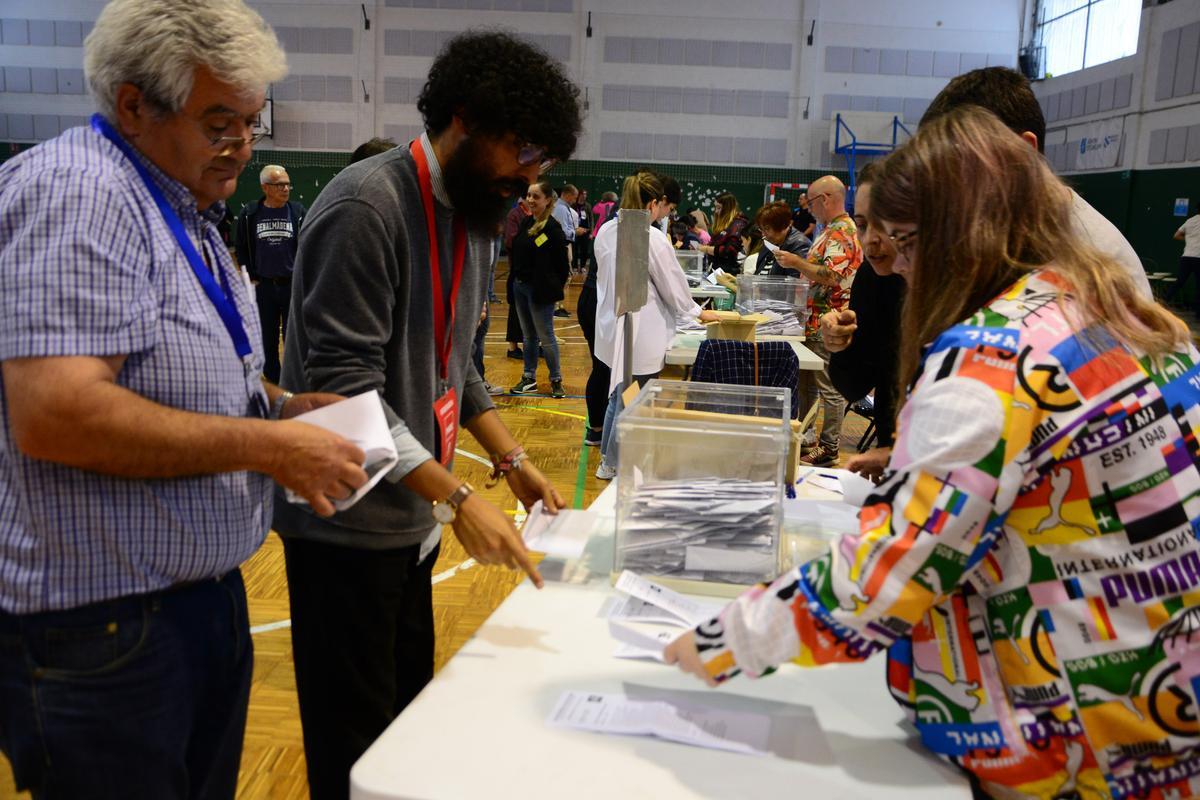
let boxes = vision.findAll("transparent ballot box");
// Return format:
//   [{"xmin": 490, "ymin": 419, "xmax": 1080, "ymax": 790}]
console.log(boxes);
[
  {"xmin": 676, "ymin": 250, "xmax": 706, "ymax": 286},
  {"xmin": 614, "ymin": 380, "xmax": 790, "ymax": 596},
  {"xmin": 735, "ymin": 275, "xmax": 809, "ymax": 336}
]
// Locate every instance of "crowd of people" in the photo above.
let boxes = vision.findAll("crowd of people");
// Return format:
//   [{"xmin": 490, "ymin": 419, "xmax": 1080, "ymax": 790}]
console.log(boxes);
[{"xmin": 4, "ymin": 1, "xmax": 1200, "ymax": 799}]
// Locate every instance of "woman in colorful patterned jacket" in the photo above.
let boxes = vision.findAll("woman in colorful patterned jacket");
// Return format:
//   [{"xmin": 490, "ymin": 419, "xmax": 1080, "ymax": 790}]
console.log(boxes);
[{"xmin": 666, "ymin": 105, "xmax": 1200, "ymax": 800}]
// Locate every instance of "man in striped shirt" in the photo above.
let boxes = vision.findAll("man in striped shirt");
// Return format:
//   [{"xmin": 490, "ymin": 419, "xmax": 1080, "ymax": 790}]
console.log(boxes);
[{"xmin": 0, "ymin": 1, "xmax": 366, "ymax": 797}]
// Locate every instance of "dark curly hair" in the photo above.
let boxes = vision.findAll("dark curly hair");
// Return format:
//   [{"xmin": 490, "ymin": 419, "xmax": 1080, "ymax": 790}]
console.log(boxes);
[{"xmin": 418, "ymin": 30, "xmax": 582, "ymax": 161}]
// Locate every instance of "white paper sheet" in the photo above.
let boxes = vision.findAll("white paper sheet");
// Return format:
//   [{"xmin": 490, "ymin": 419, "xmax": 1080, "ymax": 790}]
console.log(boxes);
[
  {"xmin": 614, "ymin": 570, "xmax": 716, "ymax": 626},
  {"xmin": 761, "ymin": 239, "xmax": 780, "ymax": 253},
  {"xmin": 284, "ymin": 391, "xmax": 399, "ymax": 512},
  {"xmin": 520, "ymin": 501, "xmax": 595, "ymax": 559},
  {"xmin": 547, "ymin": 691, "xmax": 769, "ymax": 756},
  {"xmin": 607, "ymin": 619, "xmax": 683, "ymax": 660}
]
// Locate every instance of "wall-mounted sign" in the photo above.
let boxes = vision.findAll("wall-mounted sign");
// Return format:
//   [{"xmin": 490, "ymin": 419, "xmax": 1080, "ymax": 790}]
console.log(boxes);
[
  {"xmin": 1074, "ymin": 117, "xmax": 1123, "ymax": 171},
  {"xmin": 1176, "ymin": 198, "xmax": 1191, "ymax": 217}
]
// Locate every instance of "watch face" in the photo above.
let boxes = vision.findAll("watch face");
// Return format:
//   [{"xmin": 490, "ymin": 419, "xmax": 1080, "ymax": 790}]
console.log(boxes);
[{"xmin": 432, "ymin": 503, "xmax": 454, "ymax": 524}]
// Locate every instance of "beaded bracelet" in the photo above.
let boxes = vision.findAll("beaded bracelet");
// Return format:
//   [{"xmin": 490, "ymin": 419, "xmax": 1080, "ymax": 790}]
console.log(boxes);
[{"xmin": 486, "ymin": 446, "xmax": 528, "ymax": 487}]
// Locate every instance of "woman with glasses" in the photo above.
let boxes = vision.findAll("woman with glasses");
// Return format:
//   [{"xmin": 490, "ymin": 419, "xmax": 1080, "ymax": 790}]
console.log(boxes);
[
  {"xmin": 666, "ymin": 106, "xmax": 1200, "ymax": 799},
  {"xmin": 693, "ymin": 192, "xmax": 748, "ymax": 274},
  {"xmin": 508, "ymin": 179, "xmax": 570, "ymax": 398},
  {"xmin": 821, "ymin": 161, "xmax": 906, "ymax": 482}
]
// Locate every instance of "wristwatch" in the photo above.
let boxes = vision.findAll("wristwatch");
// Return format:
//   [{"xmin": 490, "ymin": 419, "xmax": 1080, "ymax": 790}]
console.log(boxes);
[{"xmin": 431, "ymin": 482, "xmax": 474, "ymax": 524}]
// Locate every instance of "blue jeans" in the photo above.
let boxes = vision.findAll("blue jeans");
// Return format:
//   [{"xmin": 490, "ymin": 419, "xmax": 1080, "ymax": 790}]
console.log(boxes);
[
  {"xmin": 0, "ymin": 570, "xmax": 253, "ymax": 800},
  {"xmin": 599, "ymin": 372, "xmax": 659, "ymax": 466},
  {"xmin": 512, "ymin": 279, "xmax": 561, "ymax": 381},
  {"xmin": 472, "ymin": 303, "xmax": 490, "ymax": 381}
]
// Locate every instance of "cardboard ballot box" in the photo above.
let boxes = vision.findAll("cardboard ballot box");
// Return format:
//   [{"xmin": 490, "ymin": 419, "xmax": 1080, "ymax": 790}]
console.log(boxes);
[
  {"xmin": 613, "ymin": 379, "xmax": 790, "ymax": 597},
  {"xmin": 704, "ymin": 314, "xmax": 759, "ymax": 342}
]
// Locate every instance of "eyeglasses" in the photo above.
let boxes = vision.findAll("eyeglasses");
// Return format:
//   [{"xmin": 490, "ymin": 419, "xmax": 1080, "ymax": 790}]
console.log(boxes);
[
  {"xmin": 887, "ymin": 229, "xmax": 918, "ymax": 257},
  {"xmin": 807, "ymin": 192, "xmax": 831, "ymax": 205},
  {"xmin": 516, "ymin": 142, "xmax": 558, "ymax": 173},
  {"xmin": 194, "ymin": 115, "xmax": 266, "ymax": 154},
  {"xmin": 264, "ymin": 182, "xmax": 292, "ymax": 189}
]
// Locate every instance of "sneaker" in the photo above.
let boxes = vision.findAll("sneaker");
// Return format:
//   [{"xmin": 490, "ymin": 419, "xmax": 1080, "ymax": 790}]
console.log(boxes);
[
  {"xmin": 553, "ymin": 307, "xmax": 570, "ymax": 318},
  {"xmin": 506, "ymin": 347, "xmax": 523, "ymax": 360},
  {"xmin": 510, "ymin": 377, "xmax": 538, "ymax": 394},
  {"xmin": 595, "ymin": 460, "xmax": 617, "ymax": 480},
  {"xmin": 484, "ymin": 381, "xmax": 504, "ymax": 396},
  {"xmin": 800, "ymin": 431, "xmax": 818, "ymax": 455},
  {"xmin": 584, "ymin": 427, "xmax": 602, "ymax": 447},
  {"xmin": 799, "ymin": 444, "xmax": 839, "ymax": 467},
  {"xmin": 550, "ymin": 380, "xmax": 566, "ymax": 399}
]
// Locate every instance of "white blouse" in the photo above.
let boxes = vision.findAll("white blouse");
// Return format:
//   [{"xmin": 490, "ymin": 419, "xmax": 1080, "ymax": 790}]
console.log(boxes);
[{"xmin": 594, "ymin": 212, "xmax": 702, "ymax": 392}]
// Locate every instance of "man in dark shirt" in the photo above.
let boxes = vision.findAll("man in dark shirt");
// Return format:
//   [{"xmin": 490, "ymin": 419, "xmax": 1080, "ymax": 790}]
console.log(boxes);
[
  {"xmin": 792, "ymin": 193, "xmax": 816, "ymax": 239},
  {"xmin": 234, "ymin": 164, "xmax": 307, "ymax": 382}
]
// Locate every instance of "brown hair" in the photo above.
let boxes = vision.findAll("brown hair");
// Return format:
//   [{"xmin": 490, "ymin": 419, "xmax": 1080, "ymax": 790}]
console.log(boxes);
[
  {"xmin": 712, "ymin": 192, "xmax": 740, "ymax": 234},
  {"xmin": 871, "ymin": 105, "xmax": 1187, "ymax": 393},
  {"xmin": 619, "ymin": 171, "xmax": 665, "ymax": 211},
  {"xmin": 755, "ymin": 201, "xmax": 793, "ymax": 232}
]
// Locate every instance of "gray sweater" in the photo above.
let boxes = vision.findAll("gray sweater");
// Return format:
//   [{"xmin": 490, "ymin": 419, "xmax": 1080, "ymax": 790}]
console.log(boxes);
[{"xmin": 273, "ymin": 136, "xmax": 493, "ymax": 549}]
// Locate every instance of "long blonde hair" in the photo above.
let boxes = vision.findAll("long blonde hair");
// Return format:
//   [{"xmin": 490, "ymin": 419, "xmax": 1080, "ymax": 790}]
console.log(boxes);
[
  {"xmin": 711, "ymin": 192, "xmax": 740, "ymax": 234},
  {"xmin": 870, "ymin": 105, "xmax": 1188, "ymax": 392},
  {"xmin": 619, "ymin": 171, "xmax": 665, "ymax": 211}
]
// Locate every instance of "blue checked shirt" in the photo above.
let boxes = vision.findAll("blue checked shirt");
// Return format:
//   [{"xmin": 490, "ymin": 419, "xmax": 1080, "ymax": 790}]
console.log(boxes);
[{"xmin": 0, "ymin": 124, "xmax": 271, "ymax": 614}]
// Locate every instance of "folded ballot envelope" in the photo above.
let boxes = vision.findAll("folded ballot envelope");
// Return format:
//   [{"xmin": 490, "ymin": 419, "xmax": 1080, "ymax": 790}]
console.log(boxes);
[{"xmin": 284, "ymin": 390, "xmax": 399, "ymax": 512}]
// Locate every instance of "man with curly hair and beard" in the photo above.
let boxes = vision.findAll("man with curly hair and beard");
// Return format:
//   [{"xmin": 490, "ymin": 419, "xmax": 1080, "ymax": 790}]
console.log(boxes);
[{"xmin": 274, "ymin": 31, "xmax": 582, "ymax": 799}]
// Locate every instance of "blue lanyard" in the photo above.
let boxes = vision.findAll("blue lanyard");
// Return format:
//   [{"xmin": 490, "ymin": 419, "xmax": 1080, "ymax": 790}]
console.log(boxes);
[{"xmin": 90, "ymin": 114, "xmax": 254, "ymax": 365}]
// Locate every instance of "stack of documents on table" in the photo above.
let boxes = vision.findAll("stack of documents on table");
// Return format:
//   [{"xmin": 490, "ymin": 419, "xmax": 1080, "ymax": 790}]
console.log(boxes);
[
  {"xmin": 546, "ymin": 690, "xmax": 768, "ymax": 755},
  {"xmin": 283, "ymin": 390, "xmax": 398, "ymax": 512},
  {"xmin": 603, "ymin": 570, "xmax": 722, "ymax": 661},
  {"xmin": 618, "ymin": 478, "xmax": 777, "ymax": 585},
  {"xmin": 739, "ymin": 302, "xmax": 804, "ymax": 336}
]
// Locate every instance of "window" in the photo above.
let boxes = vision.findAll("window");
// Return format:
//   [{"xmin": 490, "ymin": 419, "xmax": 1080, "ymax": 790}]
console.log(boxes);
[{"xmin": 1035, "ymin": 0, "xmax": 1141, "ymax": 77}]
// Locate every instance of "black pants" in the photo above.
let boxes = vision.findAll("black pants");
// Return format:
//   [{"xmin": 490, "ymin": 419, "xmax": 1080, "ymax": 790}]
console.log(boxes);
[
  {"xmin": 576, "ymin": 283, "xmax": 610, "ymax": 430},
  {"xmin": 283, "ymin": 537, "xmax": 438, "ymax": 800},
  {"xmin": 255, "ymin": 278, "xmax": 291, "ymax": 383},
  {"xmin": 505, "ymin": 270, "xmax": 523, "ymax": 345},
  {"xmin": 1169, "ymin": 256, "xmax": 1200, "ymax": 311}
]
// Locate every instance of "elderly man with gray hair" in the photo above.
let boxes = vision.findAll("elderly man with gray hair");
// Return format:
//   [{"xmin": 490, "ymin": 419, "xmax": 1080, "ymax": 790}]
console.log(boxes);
[
  {"xmin": 235, "ymin": 163, "xmax": 307, "ymax": 382},
  {"xmin": 0, "ymin": 0, "xmax": 368, "ymax": 796}
]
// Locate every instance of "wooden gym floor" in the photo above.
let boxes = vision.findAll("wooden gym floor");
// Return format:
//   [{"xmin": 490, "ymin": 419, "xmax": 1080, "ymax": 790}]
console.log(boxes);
[{"xmin": 0, "ymin": 263, "xmax": 869, "ymax": 799}]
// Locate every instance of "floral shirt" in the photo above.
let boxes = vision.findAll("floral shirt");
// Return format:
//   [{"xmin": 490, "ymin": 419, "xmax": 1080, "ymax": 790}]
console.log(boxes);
[
  {"xmin": 805, "ymin": 213, "xmax": 863, "ymax": 335},
  {"xmin": 698, "ymin": 271, "xmax": 1200, "ymax": 799}
]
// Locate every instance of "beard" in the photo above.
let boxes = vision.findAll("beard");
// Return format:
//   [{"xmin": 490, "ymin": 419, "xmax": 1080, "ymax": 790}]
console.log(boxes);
[{"xmin": 440, "ymin": 137, "xmax": 528, "ymax": 230}]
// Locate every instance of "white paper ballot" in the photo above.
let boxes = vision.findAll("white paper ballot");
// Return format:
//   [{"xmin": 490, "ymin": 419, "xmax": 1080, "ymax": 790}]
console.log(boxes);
[
  {"xmin": 614, "ymin": 571, "xmax": 716, "ymax": 626},
  {"xmin": 761, "ymin": 239, "xmax": 780, "ymax": 253},
  {"xmin": 284, "ymin": 391, "xmax": 399, "ymax": 512},
  {"xmin": 520, "ymin": 501, "xmax": 595, "ymax": 559},
  {"xmin": 837, "ymin": 470, "xmax": 876, "ymax": 507},
  {"xmin": 547, "ymin": 691, "xmax": 768, "ymax": 756},
  {"xmin": 607, "ymin": 619, "xmax": 682, "ymax": 659}
]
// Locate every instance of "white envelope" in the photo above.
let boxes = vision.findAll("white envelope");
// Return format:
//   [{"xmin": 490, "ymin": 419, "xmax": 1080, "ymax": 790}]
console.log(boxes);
[{"xmin": 284, "ymin": 390, "xmax": 399, "ymax": 512}]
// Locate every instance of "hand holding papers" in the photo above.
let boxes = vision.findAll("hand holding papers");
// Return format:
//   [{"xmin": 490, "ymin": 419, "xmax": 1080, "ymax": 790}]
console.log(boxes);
[
  {"xmin": 284, "ymin": 391, "xmax": 398, "ymax": 512},
  {"xmin": 604, "ymin": 571, "xmax": 722, "ymax": 661},
  {"xmin": 520, "ymin": 500, "xmax": 596, "ymax": 560}
]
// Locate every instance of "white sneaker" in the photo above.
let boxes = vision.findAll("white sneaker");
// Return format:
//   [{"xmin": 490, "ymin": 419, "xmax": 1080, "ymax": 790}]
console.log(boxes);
[
  {"xmin": 594, "ymin": 460, "xmax": 617, "ymax": 481},
  {"xmin": 484, "ymin": 381, "xmax": 504, "ymax": 396}
]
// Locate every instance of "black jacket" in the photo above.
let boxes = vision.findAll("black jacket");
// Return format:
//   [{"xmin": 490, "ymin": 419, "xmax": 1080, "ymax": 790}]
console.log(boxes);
[
  {"xmin": 234, "ymin": 197, "xmax": 307, "ymax": 280},
  {"xmin": 509, "ymin": 215, "xmax": 570, "ymax": 304},
  {"xmin": 828, "ymin": 263, "xmax": 905, "ymax": 447}
]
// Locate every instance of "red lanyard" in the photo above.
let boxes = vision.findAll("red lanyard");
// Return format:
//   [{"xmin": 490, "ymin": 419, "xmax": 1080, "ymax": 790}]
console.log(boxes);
[{"xmin": 411, "ymin": 138, "xmax": 467, "ymax": 383}]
